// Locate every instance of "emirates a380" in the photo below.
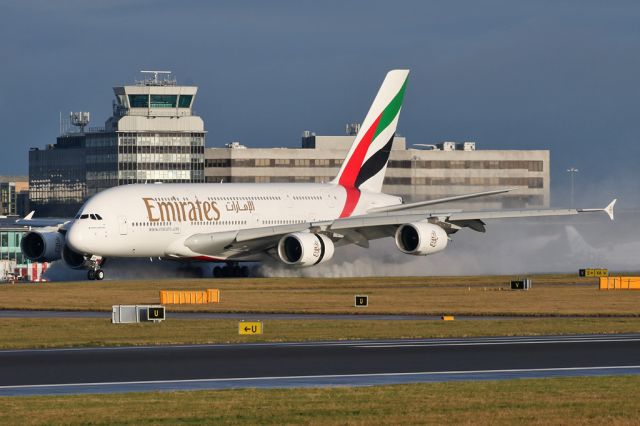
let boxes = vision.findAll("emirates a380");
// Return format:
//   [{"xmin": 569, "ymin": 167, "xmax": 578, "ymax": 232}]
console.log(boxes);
[{"xmin": 19, "ymin": 70, "xmax": 616, "ymax": 280}]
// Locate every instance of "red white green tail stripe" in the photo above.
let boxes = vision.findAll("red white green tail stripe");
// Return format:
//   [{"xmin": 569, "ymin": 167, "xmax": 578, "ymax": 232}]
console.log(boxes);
[{"xmin": 333, "ymin": 70, "xmax": 409, "ymax": 217}]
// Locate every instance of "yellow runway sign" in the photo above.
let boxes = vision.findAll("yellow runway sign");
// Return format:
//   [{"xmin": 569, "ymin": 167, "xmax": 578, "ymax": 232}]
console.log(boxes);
[
  {"xmin": 579, "ymin": 268, "xmax": 608, "ymax": 277},
  {"xmin": 239, "ymin": 321, "xmax": 263, "ymax": 335}
]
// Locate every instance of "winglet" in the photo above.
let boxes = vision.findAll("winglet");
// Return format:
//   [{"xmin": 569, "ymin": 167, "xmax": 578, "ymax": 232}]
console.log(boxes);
[
  {"xmin": 576, "ymin": 199, "xmax": 616, "ymax": 220},
  {"xmin": 604, "ymin": 199, "xmax": 616, "ymax": 221},
  {"xmin": 23, "ymin": 211, "xmax": 35, "ymax": 220}
]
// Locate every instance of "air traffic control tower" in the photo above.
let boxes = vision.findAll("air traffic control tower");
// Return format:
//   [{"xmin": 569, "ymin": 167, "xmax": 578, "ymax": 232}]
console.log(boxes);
[{"xmin": 29, "ymin": 71, "xmax": 205, "ymax": 217}]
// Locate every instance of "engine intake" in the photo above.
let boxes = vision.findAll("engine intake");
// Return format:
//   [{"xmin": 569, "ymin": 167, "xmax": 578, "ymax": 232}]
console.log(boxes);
[
  {"xmin": 20, "ymin": 230, "xmax": 64, "ymax": 262},
  {"xmin": 277, "ymin": 233, "xmax": 335, "ymax": 266},
  {"xmin": 395, "ymin": 222, "xmax": 448, "ymax": 255}
]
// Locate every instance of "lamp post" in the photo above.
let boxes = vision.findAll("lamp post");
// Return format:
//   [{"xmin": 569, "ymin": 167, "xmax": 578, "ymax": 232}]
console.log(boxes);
[{"xmin": 566, "ymin": 167, "xmax": 579, "ymax": 208}]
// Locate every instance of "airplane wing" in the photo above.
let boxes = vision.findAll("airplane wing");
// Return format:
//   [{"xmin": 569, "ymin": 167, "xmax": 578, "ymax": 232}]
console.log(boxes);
[
  {"xmin": 181, "ymin": 199, "xmax": 617, "ymax": 258},
  {"xmin": 14, "ymin": 211, "xmax": 71, "ymax": 228},
  {"xmin": 366, "ymin": 188, "xmax": 514, "ymax": 213}
]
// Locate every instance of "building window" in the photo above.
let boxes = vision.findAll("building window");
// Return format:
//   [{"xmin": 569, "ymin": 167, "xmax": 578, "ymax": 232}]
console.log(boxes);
[
  {"xmin": 150, "ymin": 95, "xmax": 177, "ymax": 108},
  {"xmin": 178, "ymin": 95, "xmax": 193, "ymax": 108},
  {"xmin": 128, "ymin": 95, "xmax": 148, "ymax": 108},
  {"xmin": 205, "ymin": 159, "xmax": 231, "ymax": 168},
  {"xmin": 293, "ymin": 159, "xmax": 311, "ymax": 167}
]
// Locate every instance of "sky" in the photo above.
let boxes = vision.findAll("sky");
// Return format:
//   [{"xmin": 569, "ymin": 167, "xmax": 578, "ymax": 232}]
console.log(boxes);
[{"xmin": 1, "ymin": 0, "xmax": 638, "ymax": 207}]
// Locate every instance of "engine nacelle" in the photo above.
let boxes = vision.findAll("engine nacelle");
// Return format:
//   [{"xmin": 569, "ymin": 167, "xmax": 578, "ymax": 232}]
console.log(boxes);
[
  {"xmin": 395, "ymin": 222, "xmax": 448, "ymax": 256},
  {"xmin": 20, "ymin": 230, "xmax": 64, "ymax": 262},
  {"xmin": 277, "ymin": 233, "xmax": 335, "ymax": 266},
  {"xmin": 62, "ymin": 244, "xmax": 90, "ymax": 269}
]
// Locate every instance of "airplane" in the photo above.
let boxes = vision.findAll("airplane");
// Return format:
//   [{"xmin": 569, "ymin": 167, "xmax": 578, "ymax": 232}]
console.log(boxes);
[{"xmin": 18, "ymin": 69, "xmax": 617, "ymax": 280}]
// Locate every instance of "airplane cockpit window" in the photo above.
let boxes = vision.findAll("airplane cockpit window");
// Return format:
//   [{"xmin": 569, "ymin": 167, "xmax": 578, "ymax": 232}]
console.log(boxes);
[
  {"xmin": 80, "ymin": 214, "xmax": 89, "ymax": 219},
  {"xmin": 90, "ymin": 214, "xmax": 97, "ymax": 220},
  {"xmin": 95, "ymin": 214, "xmax": 103, "ymax": 220}
]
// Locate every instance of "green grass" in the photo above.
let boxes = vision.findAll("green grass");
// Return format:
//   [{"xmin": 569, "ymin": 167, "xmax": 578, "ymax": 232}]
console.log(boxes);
[
  {"xmin": 1, "ymin": 317, "xmax": 640, "ymax": 349},
  {"xmin": 2, "ymin": 275, "xmax": 639, "ymax": 316},
  {"xmin": 2, "ymin": 376, "xmax": 640, "ymax": 425}
]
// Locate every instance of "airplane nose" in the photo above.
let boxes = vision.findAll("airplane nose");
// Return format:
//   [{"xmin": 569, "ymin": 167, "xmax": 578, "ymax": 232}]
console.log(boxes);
[{"xmin": 66, "ymin": 223, "xmax": 88, "ymax": 254}]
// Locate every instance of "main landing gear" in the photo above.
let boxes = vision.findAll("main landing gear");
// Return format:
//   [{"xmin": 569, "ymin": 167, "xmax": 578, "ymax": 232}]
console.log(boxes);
[{"xmin": 213, "ymin": 262, "xmax": 250, "ymax": 278}]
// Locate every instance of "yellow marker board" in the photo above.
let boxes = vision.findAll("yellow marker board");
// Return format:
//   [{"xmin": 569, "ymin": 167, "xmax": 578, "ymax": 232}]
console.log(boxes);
[
  {"xmin": 579, "ymin": 268, "xmax": 608, "ymax": 277},
  {"xmin": 239, "ymin": 321, "xmax": 263, "ymax": 335}
]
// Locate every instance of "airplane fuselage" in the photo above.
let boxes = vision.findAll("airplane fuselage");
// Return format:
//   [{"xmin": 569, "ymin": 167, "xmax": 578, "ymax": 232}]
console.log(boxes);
[{"xmin": 66, "ymin": 183, "xmax": 401, "ymax": 260}]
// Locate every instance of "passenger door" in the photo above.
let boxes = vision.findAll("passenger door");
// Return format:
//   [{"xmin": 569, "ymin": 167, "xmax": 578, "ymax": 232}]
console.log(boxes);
[{"xmin": 118, "ymin": 215, "xmax": 128, "ymax": 235}]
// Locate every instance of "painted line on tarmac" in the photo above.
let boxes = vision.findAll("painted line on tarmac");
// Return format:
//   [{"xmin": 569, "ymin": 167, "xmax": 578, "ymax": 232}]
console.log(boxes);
[
  {"xmin": 2, "ymin": 334, "xmax": 640, "ymax": 355},
  {"xmin": 1, "ymin": 365, "xmax": 640, "ymax": 396},
  {"xmin": 353, "ymin": 337, "xmax": 640, "ymax": 348}
]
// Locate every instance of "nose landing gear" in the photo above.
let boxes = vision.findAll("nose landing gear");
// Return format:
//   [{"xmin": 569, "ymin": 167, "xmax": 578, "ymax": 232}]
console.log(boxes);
[
  {"xmin": 87, "ymin": 258, "xmax": 106, "ymax": 281},
  {"xmin": 87, "ymin": 269, "xmax": 105, "ymax": 281}
]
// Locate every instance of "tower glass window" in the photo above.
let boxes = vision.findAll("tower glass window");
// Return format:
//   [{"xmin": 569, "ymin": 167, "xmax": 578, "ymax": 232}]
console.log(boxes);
[
  {"xmin": 150, "ymin": 95, "xmax": 177, "ymax": 108},
  {"xmin": 178, "ymin": 95, "xmax": 193, "ymax": 108},
  {"xmin": 128, "ymin": 95, "xmax": 148, "ymax": 108}
]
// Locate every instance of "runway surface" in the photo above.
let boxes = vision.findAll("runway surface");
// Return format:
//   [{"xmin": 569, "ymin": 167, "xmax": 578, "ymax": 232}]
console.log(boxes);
[{"xmin": 1, "ymin": 334, "xmax": 640, "ymax": 396}]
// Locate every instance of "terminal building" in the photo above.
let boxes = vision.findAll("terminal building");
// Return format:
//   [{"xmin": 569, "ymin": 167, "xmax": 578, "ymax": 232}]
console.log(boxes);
[
  {"xmin": 0, "ymin": 176, "xmax": 29, "ymax": 217},
  {"xmin": 29, "ymin": 71, "xmax": 205, "ymax": 217},
  {"xmin": 205, "ymin": 126, "xmax": 550, "ymax": 210}
]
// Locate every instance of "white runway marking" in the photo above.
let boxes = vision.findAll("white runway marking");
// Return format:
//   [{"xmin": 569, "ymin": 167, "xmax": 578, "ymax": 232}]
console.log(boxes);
[
  {"xmin": 352, "ymin": 337, "xmax": 640, "ymax": 348},
  {"xmin": 1, "ymin": 334, "xmax": 639, "ymax": 354},
  {"xmin": 1, "ymin": 365, "xmax": 640, "ymax": 391}
]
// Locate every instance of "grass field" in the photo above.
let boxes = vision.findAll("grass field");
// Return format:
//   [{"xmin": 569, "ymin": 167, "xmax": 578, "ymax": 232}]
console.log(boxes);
[
  {"xmin": 1, "ymin": 317, "xmax": 640, "ymax": 349},
  {"xmin": 1, "ymin": 275, "xmax": 639, "ymax": 348},
  {"xmin": 1, "ymin": 275, "xmax": 639, "ymax": 316},
  {"xmin": 2, "ymin": 376, "xmax": 640, "ymax": 425}
]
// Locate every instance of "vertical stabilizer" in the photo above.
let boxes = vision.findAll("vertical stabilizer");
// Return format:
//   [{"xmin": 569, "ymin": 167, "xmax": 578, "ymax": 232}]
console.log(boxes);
[{"xmin": 332, "ymin": 69, "xmax": 409, "ymax": 217}]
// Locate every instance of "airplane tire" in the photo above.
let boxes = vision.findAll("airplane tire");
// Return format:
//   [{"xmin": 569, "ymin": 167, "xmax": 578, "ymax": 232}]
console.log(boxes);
[
  {"xmin": 240, "ymin": 266, "xmax": 250, "ymax": 277},
  {"xmin": 213, "ymin": 266, "xmax": 222, "ymax": 278},
  {"xmin": 87, "ymin": 270, "xmax": 95, "ymax": 280},
  {"xmin": 95, "ymin": 269, "xmax": 105, "ymax": 281}
]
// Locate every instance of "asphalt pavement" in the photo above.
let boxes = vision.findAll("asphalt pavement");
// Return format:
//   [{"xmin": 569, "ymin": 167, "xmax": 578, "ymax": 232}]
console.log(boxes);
[{"xmin": 1, "ymin": 334, "xmax": 639, "ymax": 395}]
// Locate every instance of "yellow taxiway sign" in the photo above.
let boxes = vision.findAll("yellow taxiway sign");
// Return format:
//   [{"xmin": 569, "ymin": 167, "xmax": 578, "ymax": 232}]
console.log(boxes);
[{"xmin": 239, "ymin": 321, "xmax": 263, "ymax": 335}]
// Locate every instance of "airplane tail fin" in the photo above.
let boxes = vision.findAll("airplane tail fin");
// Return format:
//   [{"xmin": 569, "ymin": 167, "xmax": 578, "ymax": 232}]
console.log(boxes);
[{"xmin": 332, "ymin": 70, "xmax": 409, "ymax": 194}]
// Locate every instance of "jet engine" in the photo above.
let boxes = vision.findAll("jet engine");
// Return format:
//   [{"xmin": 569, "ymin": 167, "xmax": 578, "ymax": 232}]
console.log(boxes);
[
  {"xmin": 61, "ymin": 244, "xmax": 91, "ymax": 269},
  {"xmin": 277, "ymin": 233, "xmax": 335, "ymax": 266},
  {"xmin": 20, "ymin": 230, "xmax": 64, "ymax": 262},
  {"xmin": 395, "ymin": 222, "xmax": 448, "ymax": 255}
]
